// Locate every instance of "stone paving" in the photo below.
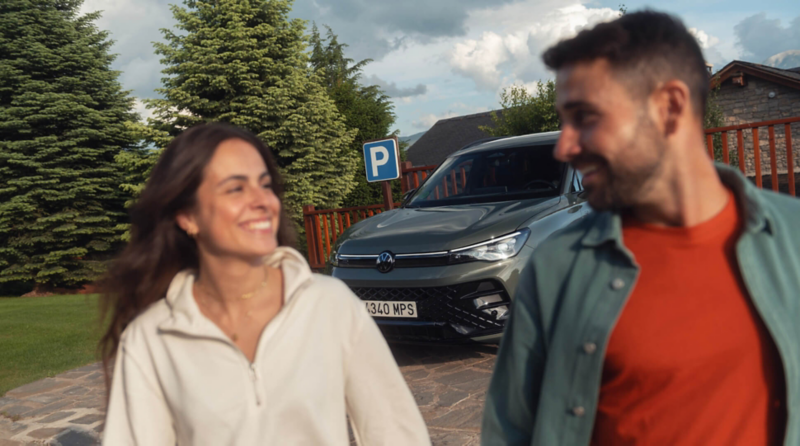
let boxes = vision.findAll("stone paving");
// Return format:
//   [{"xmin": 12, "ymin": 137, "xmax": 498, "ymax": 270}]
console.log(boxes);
[{"xmin": 0, "ymin": 344, "xmax": 497, "ymax": 445}]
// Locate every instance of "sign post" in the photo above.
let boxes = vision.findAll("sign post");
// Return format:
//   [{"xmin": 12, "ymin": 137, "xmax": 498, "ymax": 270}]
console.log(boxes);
[{"xmin": 363, "ymin": 136, "xmax": 401, "ymax": 211}]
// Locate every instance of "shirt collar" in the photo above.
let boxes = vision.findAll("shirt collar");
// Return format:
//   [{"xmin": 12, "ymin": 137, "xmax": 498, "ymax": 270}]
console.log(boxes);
[
  {"xmin": 157, "ymin": 246, "xmax": 313, "ymax": 336},
  {"xmin": 581, "ymin": 163, "xmax": 773, "ymax": 248}
]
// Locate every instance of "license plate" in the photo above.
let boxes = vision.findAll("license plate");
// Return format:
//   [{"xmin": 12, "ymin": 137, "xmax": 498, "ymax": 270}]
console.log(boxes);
[{"xmin": 364, "ymin": 301, "xmax": 418, "ymax": 318}]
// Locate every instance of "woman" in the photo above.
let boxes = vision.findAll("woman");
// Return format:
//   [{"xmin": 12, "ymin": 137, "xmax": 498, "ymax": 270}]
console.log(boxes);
[{"xmin": 99, "ymin": 123, "xmax": 430, "ymax": 445}]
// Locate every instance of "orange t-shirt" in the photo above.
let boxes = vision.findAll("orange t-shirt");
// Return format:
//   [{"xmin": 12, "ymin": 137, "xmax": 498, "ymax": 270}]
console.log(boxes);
[{"xmin": 591, "ymin": 190, "xmax": 786, "ymax": 445}]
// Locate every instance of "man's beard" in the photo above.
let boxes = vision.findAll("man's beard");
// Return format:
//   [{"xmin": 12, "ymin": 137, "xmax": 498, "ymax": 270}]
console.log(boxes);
[{"xmin": 579, "ymin": 116, "xmax": 667, "ymax": 212}]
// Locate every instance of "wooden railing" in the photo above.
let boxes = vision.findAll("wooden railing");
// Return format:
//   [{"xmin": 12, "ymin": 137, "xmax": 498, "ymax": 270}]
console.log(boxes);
[
  {"xmin": 304, "ymin": 163, "xmax": 436, "ymax": 269},
  {"xmin": 400, "ymin": 162, "xmax": 437, "ymax": 193},
  {"xmin": 704, "ymin": 116, "xmax": 800, "ymax": 196}
]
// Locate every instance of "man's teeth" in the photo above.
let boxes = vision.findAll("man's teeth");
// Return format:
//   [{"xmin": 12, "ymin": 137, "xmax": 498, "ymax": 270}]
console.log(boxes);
[
  {"xmin": 580, "ymin": 165, "xmax": 598, "ymax": 175},
  {"xmin": 246, "ymin": 221, "xmax": 272, "ymax": 230}
]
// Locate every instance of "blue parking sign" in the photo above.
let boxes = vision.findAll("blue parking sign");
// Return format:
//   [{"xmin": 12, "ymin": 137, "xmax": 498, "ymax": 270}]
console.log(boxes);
[{"xmin": 363, "ymin": 137, "xmax": 401, "ymax": 182}]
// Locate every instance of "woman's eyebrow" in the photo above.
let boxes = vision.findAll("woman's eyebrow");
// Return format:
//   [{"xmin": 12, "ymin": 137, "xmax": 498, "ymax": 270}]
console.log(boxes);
[{"xmin": 216, "ymin": 172, "xmax": 271, "ymax": 187}]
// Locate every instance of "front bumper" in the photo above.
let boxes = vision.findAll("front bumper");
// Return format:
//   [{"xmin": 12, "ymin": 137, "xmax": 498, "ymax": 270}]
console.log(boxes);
[
  {"xmin": 350, "ymin": 280, "xmax": 509, "ymax": 343},
  {"xmin": 333, "ymin": 245, "xmax": 532, "ymax": 343}
]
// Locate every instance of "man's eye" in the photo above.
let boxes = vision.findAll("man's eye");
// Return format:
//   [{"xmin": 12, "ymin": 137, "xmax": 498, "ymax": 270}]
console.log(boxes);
[{"xmin": 574, "ymin": 111, "xmax": 596, "ymax": 126}]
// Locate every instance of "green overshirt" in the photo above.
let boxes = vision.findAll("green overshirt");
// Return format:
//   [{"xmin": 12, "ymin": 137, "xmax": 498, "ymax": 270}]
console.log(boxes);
[{"xmin": 482, "ymin": 165, "xmax": 800, "ymax": 445}]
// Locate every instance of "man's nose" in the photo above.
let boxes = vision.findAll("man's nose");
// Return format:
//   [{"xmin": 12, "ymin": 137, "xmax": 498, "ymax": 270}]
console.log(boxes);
[{"xmin": 553, "ymin": 126, "xmax": 581, "ymax": 163}]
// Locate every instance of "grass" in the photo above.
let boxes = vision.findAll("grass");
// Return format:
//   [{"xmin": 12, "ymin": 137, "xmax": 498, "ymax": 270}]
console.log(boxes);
[{"xmin": 0, "ymin": 294, "xmax": 103, "ymax": 396}]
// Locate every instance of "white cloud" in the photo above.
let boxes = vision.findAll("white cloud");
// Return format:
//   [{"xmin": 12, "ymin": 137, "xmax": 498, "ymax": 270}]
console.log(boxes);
[
  {"xmin": 132, "ymin": 99, "xmax": 155, "ymax": 123},
  {"xmin": 688, "ymin": 27, "xmax": 726, "ymax": 70},
  {"xmin": 411, "ymin": 102, "xmax": 489, "ymax": 129},
  {"xmin": 689, "ymin": 28, "xmax": 720, "ymax": 49},
  {"xmin": 447, "ymin": 3, "xmax": 619, "ymax": 91}
]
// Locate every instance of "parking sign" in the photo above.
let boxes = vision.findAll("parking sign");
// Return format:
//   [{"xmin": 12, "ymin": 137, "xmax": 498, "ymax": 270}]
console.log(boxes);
[{"xmin": 363, "ymin": 137, "xmax": 401, "ymax": 182}]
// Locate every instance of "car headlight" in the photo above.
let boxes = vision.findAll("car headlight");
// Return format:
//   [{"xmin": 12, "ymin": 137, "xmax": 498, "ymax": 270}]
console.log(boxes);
[{"xmin": 448, "ymin": 228, "xmax": 531, "ymax": 264}]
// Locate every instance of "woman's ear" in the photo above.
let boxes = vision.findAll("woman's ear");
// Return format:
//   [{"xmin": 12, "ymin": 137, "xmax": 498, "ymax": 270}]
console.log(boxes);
[{"xmin": 176, "ymin": 212, "xmax": 199, "ymax": 238}]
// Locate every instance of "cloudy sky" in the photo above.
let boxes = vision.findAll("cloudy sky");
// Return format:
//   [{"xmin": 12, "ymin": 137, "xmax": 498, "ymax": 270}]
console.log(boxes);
[{"xmin": 79, "ymin": 0, "xmax": 800, "ymax": 137}]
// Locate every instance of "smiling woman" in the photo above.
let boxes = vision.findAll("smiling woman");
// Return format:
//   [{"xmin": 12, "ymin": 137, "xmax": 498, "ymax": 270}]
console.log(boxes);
[{"xmin": 98, "ymin": 123, "xmax": 429, "ymax": 445}]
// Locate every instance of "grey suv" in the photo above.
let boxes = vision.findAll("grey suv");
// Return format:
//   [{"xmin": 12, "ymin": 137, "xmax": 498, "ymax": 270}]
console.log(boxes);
[{"xmin": 330, "ymin": 131, "xmax": 590, "ymax": 343}]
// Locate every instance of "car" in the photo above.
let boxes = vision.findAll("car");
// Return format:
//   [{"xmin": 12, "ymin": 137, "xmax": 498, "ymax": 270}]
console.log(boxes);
[{"xmin": 329, "ymin": 131, "xmax": 591, "ymax": 343}]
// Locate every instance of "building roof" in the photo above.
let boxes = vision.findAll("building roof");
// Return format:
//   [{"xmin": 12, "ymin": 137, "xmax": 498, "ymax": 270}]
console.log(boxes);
[
  {"xmin": 405, "ymin": 110, "xmax": 500, "ymax": 167},
  {"xmin": 711, "ymin": 60, "xmax": 800, "ymax": 90}
]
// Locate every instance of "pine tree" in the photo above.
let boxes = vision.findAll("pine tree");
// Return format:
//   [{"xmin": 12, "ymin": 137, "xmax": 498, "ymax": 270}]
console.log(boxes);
[
  {"xmin": 146, "ymin": 0, "xmax": 358, "ymax": 223},
  {"xmin": 0, "ymin": 0, "xmax": 140, "ymax": 294},
  {"xmin": 309, "ymin": 24, "xmax": 402, "ymax": 206}
]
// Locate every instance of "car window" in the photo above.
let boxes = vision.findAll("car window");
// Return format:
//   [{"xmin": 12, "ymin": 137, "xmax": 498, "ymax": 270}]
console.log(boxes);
[{"xmin": 407, "ymin": 145, "xmax": 564, "ymax": 208}]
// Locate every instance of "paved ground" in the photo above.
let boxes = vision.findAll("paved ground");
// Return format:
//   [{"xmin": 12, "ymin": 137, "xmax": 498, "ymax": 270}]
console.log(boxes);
[{"xmin": 0, "ymin": 344, "xmax": 497, "ymax": 445}]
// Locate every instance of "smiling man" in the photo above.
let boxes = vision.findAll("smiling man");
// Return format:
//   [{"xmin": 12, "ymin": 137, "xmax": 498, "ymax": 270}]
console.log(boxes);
[{"xmin": 481, "ymin": 10, "xmax": 800, "ymax": 446}]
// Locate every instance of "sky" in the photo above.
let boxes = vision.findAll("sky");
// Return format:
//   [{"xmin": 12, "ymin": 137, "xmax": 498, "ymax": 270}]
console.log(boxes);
[{"xmin": 79, "ymin": 0, "xmax": 800, "ymax": 137}]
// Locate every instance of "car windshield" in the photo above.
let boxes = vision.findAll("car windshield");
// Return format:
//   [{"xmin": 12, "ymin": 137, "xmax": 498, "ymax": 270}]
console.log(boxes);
[{"xmin": 405, "ymin": 145, "xmax": 564, "ymax": 208}]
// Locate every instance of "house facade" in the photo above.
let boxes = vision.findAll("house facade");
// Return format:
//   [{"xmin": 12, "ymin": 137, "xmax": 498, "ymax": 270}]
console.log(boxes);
[{"xmin": 712, "ymin": 61, "xmax": 800, "ymax": 176}]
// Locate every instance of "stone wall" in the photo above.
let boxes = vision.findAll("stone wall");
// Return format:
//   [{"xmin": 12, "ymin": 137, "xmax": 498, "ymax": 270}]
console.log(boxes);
[{"xmin": 714, "ymin": 76, "xmax": 800, "ymax": 176}]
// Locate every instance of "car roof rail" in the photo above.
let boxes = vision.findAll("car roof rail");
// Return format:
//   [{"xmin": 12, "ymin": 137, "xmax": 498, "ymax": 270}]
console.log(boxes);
[{"xmin": 457, "ymin": 136, "xmax": 506, "ymax": 151}]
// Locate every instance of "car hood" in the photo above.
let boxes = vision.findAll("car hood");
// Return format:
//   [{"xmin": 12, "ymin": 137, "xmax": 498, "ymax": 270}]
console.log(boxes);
[{"xmin": 337, "ymin": 197, "xmax": 562, "ymax": 254}]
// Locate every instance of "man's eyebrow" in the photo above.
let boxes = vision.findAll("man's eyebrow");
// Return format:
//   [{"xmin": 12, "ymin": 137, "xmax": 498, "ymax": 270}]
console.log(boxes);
[
  {"xmin": 216, "ymin": 172, "xmax": 271, "ymax": 187},
  {"xmin": 561, "ymin": 100, "xmax": 595, "ymax": 111}
]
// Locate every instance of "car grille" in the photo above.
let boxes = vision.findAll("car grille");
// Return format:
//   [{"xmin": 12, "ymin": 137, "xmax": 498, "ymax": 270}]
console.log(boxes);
[{"xmin": 349, "ymin": 280, "xmax": 508, "ymax": 341}]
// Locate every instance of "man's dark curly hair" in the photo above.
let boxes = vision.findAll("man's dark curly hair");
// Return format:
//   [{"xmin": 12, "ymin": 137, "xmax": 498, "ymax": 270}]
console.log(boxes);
[{"xmin": 543, "ymin": 10, "xmax": 709, "ymax": 118}]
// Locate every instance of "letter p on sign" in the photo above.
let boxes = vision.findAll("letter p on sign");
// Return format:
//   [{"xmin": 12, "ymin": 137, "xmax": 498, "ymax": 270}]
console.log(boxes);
[
  {"xmin": 370, "ymin": 146, "xmax": 389, "ymax": 177},
  {"xmin": 363, "ymin": 137, "xmax": 400, "ymax": 182}
]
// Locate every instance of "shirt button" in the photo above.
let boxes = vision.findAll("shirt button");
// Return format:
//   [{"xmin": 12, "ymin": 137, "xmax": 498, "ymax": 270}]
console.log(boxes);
[
  {"xmin": 572, "ymin": 406, "xmax": 586, "ymax": 417},
  {"xmin": 610, "ymin": 278, "xmax": 625, "ymax": 290},
  {"xmin": 583, "ymin": 342, "xmax": 597, "ymax": 354}
]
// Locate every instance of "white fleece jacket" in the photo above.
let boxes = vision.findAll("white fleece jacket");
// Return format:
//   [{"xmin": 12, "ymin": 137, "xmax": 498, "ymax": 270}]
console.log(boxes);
[{"xmin": 103, "ymin": 247, "xmax": 430, "ymax": 446}]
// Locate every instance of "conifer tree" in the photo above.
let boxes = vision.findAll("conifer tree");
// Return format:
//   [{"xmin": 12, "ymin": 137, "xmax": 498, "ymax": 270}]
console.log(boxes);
[
  {"xmin": 309, "ymin": 24, "xmax": 401, "ymax": 207},
  {"xmin": 146, "ymin": 0, "xmax": 358, "ymax": 222},
  {"xmin": 0, "ymin": 0, "xmax": 139, "ymax": 293}
]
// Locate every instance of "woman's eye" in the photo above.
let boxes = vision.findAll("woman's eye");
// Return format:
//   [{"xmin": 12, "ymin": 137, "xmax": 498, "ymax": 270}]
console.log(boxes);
[
  {"xmin": 262, "ymin": 183, "xmax": 272, "ymax": 189},
  {"xmin": 227, "ymin": 186, "xmax": 243, "ymax": 193}
]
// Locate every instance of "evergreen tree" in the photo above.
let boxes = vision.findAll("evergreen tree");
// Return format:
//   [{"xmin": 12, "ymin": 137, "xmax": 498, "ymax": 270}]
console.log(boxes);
[
  {"xmin": 481, "ymin": 81, "xmax": 560, "ymax": 137},
  {"xmin": 309, "ymin": 24, "xmax": 402, "ymax": 206},
  {"xmin": 0, "ymin": 0, "xmax": 140, "ymax": 294},
  {"xmin": 146, "ymin": 0, "xmax": 358, "ymax": 222}
]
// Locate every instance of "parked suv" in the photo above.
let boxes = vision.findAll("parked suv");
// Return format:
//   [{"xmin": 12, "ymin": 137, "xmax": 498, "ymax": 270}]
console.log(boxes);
[{"xmin": 330, "ymin": 131, "xmax": 590, "ymax": 343}]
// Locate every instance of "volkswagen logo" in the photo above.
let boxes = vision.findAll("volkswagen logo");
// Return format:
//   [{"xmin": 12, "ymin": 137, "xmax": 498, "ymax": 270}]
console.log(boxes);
[{"xmin": 376, "ymin": 251, "xmax": 395, "ymax": 273}]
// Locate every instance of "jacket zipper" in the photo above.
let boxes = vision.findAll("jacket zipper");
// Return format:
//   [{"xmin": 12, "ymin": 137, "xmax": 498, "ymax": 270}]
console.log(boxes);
[{"xmin": 238, "ymin": 277, "xmax": 315, "ymax": 407}]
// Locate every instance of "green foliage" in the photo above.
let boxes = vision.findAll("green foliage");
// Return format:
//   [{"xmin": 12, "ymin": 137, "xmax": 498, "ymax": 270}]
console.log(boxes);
[
  {"xmin": 308, "ymin": 24, "xmax": 402, "ymax": 206},
  {"xmin": 704, "ymin": 82, "xmax": 737, "ymax": 167},
  {"xmin": 144, "ymin": 0, "xmax": 358, "ymax": 223},
  {"xmin": 619, "ymin": 3, "xmax": 628, "ymax": 16},
  {"xmin": 481, "ymin": 81, "xmax": 560, "ymax": 137},
  {"xmin": 0, "ymin": 0, "xmax": 140, "ymax": 292}
]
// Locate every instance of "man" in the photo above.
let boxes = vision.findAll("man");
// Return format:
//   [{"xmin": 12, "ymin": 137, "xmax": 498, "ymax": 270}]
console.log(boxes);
[{"xmin": 482, "ymin": 10, "xmax": 799, "ymax": 446}]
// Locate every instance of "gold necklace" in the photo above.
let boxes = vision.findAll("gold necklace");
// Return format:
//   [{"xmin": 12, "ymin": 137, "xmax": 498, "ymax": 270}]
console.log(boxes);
[
  {"xmin": 198, "ymin": 267, "xmax": 269, "ymax": 300},
  {"xmin": 196, "ymin": 267, "xmax": 269, "ymax": 342}
]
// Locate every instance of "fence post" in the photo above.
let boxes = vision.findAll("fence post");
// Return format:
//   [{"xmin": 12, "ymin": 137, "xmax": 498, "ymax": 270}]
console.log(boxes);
[
  {"xmin": 400, "ymin": 161, "xmax": 413, "ymax": 193},
  {"xmin": 382, "ymin": 181, "xmax": 394, "ymax": 211},
  {"xmin": 302, "ymin": 205, "xmax": 317, "ymax": 265}
]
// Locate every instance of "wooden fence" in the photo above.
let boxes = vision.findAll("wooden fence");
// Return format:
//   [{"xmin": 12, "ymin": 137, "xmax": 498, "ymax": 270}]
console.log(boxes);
[
  {"xmin": 304, "ymin": 163, "xmax": 437, "ymax": 269},
  {"xmin": 704, "ymin": 116, "xmax": 800, "ymax": 195}
]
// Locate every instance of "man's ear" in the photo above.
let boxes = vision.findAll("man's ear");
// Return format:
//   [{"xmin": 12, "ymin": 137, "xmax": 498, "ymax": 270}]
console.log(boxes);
[
  {"xmin": 652, "ymin": 79, "xmax": 691, "ymax": 136},
  {"xmin": 176, "ymin": 212, "xmax": 199, "ymax": 237}
]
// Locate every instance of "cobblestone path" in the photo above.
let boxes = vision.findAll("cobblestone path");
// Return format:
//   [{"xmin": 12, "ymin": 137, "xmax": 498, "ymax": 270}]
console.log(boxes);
[{"xmin": 0, "ymin": 344, "xmax": 497, "ymax": 445}]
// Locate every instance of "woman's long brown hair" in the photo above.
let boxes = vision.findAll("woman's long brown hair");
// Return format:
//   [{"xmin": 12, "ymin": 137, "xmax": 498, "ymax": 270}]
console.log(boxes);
[{"xmin": 98, "ymin": 123, "xmax": 296, "ymax": 388}]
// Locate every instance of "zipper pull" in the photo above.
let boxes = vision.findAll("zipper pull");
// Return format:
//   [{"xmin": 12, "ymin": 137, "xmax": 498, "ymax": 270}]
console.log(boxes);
[{"xmin": 250, "ymin": 364, "xmax": 262, "ymax": 406}]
